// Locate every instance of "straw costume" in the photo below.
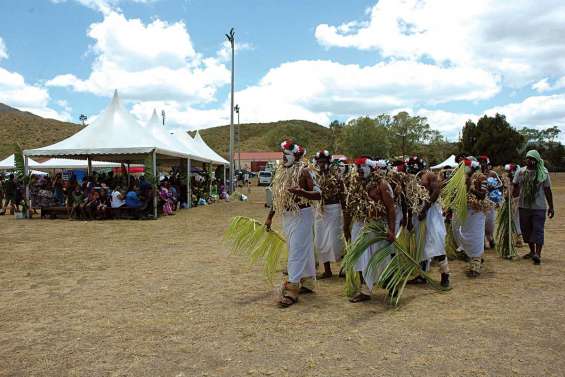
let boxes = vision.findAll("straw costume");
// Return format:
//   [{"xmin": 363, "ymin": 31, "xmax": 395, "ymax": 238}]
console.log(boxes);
[
  {"xmin": 344, "ymin": 158, "xmax": 397, "ymax": 302},
  {"xmin": 264, "ymin": 140, "xmax": 322, "ymax": 307},
  {"xmin": 313, "ymin": 150, "xmax": 346, "ymax": 279},
  {"xmin": 443, "ymin": 158, "xmax": 494, "ymax": 277}
]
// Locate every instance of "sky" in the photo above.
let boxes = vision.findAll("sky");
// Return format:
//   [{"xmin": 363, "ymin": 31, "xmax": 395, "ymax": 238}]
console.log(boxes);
[{"xmin": 1, "ymin": 0, "xmax": 565, "ymax": 141}]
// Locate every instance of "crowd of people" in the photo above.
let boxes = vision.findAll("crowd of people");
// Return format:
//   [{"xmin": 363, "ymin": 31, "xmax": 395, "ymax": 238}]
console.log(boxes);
[
  {"xmin": 0, "ymin": 168, "xmax": 224, "ymax": 219},
  {"xmin": 262, "ymin": 139, "xmax": 554, "ymax": 308}
]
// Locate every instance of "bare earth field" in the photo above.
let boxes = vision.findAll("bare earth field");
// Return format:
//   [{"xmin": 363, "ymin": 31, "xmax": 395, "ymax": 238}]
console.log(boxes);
[{"xmin": 1, "ymin": 175, "xmax": 565, "ymax": 377}]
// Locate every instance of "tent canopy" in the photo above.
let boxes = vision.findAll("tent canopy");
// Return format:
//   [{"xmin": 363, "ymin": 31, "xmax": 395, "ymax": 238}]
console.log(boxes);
[
  {"xmin": 0, "ymin": 154, "xmax": 41, "ymax": 170},
  {"xmin": 430, "ymin": 155, "xmax": 457, "ymax": 170},
  {"xmin": 35, "ymin": 158, "xmax": 123, "ymax": 170},
  {"xmin": 192, "ymin": 131, "xmax": 229, "ymax": 165},
  {"xmin": 143, "ymin": 109, "xmax": 211, "ymax": 163},
  {"xmin": 24, "ymin": 91, "xmax": 189, "ymax": 163}
]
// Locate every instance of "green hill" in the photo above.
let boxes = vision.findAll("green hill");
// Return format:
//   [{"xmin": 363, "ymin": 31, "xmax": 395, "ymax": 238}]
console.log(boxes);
[
  {"xmin": 193, "ymin": 120, "xmax": 333, "ymax": 158},
  {"xmin": 0, "ymin": 104, "xmax": 83, "ymax": 159}
]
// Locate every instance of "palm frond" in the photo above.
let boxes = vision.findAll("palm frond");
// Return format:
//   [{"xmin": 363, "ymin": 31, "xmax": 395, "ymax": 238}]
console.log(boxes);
[
  {"xmin": 224, "ymin": 216, "xmax": 287, "ymax": 283},
  {"xmin": 444, "ymin": 222, "xmax": 460, "ymax": 260},
  {"xmin": 341, "ymin": 221, "xmax": 389, "ymax": 296},
  {"xmin": 441, "ymin": 163, "xmax": 467, "ymax": 223},
  {"xmin": 343, "ymin": 220, "xmax": 447, "ymax": 305},
  {"xmin": 495, "ymin": 195, "xmax": 518, "ymax": 259}
]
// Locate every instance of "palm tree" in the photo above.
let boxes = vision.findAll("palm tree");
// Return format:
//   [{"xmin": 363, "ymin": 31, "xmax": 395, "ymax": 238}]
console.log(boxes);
[{"xmin": 79, "ymin": 114, "xmax": 87, "ymax": 126}]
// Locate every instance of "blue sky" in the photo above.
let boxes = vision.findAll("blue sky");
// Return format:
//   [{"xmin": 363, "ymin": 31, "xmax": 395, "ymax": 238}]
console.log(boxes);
[{"xmin": 1, "ymin": 0, "xmax": 565, "ymax": 140}]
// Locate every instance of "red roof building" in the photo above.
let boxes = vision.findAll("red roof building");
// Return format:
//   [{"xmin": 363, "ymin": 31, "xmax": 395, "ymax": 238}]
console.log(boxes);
[{"xmin": 232, "ymin": 151, "xmax": 282, "ymax": 172}]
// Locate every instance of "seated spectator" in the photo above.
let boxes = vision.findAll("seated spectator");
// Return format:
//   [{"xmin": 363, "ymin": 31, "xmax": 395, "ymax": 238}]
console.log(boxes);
[
  {"xmin": 1, "ymin": 174, "xmax": 18, "ymax": 215},
  {"xmin": 82, "ymin": 190, "xmax": 101, "ymax": 220},
  {"xmin": 53, "ymin": 173, "xmax": 65, "ymax": 206},
  {"xmin": 69, "ymin": 185, "xmax": 85, "ymax": 219},
  {"xmin": 96, "ymin": 188, "xmax": 110, "ymax": 219},
  {"xmin": 159, "ymin": 184, "xmax": 174, "ymax": 215},
  {"xmin": 111, "ymin": 187, "xmax": 126, "ymax": 208},
  {"xmin": 125, "ymin": 186, "xmax": 143, "ymax": 208}
]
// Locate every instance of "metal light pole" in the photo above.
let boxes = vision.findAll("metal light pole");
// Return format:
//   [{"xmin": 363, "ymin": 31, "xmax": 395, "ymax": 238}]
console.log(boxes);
[
  {"xmin": 225, "ymin": 28, "xmax": 235, "ymax": 193},
  {"xmin": 235, "ymin": 104, "xmax": 240, "ymax": 170}
]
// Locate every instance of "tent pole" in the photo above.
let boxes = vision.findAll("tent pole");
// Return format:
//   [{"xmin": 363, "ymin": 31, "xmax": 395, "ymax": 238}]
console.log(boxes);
[
  {"xmin": 187, "ymin": 158, "xmax": 192, "ymax": 208},
  {"xmin": 126, "ymin": 163, "xmax": 130, "ymax": 188},
  {"xmin": 87, "ymin": 157, "xmax": 92, "ymax": 176},
  {"xmin": 152, "ymin": 150, "xmax": 158, "ymax": 218},
  {"xmin": 223, "ymin": 165, "xmax": 226, "ymax": 195},
  {"xmin": 24, "ymin": 156, "xmax": 30, "ymax": 219}
]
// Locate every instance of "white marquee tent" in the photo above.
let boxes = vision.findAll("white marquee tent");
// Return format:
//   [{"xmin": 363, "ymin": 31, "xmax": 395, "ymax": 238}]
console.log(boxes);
[
  {"xmin": 430, "ymin": 154, "xmax": 457, "ymax": 170},
  {"xmin": 192, "ymin": 131, "xmax": 229, "ymax": 165},
  {"xmin": 24, "ymin": 91, "xmax": 189, "ymax": 162}
]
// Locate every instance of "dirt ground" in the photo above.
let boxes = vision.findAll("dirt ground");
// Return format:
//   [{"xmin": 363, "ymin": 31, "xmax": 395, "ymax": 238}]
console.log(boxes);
[{"xmin": 1, "ymin": 175, "xmax": 564, "ymax": 377}]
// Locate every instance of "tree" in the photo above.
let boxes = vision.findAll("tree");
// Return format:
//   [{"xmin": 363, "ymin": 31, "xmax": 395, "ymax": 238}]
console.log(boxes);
[
  {"xmin": 422, "ymin": 131, "xmax": 458, "ymax": 164},
  {"xmin": 388, "ymin": 111, "xmax": 432, "ymax": 158},
  {"xmin": 460, "ymin": 113, "xmax": 524, "ymax": 164},
  {"xmin": 79, "ymin": 114, "xmax": 87, "ymax": 126},
  {"xmin": 341, "ymin": 117, "xmax": 391, "ymax": 158},
  {"xmin": 519, "ymin": 127, "xmax": 541, "ymax": 144},
  {"xmin": 328, "ymin": 120, "xmax": 345, "ymax": 154},
  {"xmin": 540, "ymin": 126, "xmax": 561, "ymax": 144}
]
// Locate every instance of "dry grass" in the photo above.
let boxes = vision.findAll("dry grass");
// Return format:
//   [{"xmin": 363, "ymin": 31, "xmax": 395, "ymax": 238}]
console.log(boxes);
[
  {"xmin": 0, "ymin": 105, "xmax": 83, "ymax": 160},
  {"xmin": 1, "ymin": 176, "xmax": 565, "ymax": 376}
]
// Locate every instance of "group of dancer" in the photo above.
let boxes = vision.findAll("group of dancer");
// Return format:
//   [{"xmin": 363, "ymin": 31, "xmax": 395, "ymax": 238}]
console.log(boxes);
[{"xmin": 264, "ymin": 139, "xmax": 554, "ymax": 308}]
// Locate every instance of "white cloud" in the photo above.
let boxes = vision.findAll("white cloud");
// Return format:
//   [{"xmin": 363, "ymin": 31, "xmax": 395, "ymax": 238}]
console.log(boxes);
[
  {"xmin": 315, "ymin": 0, "xmax": 565, "ymax": 87},
  {"xmin": 413, "ymin": 109, "xmax": 478, "ymax": 140},
  {"xmin": 47, "ymin": 12, "xmax": 230, "ymax": 103},
  {"xmin": 0, "ymin": 37, "xmax": 7, "ymax": 60},
  {"xmin": 531, "ymin": 77, "xmax": 565, "ymax": 93},
  {"xmin": 220, "ymin": 59, "xmax": 498, "ymax": 127},
  {"xmin": 0, "ymin": 67, "xmax": 70, "ymax": 121},
  {"xmin": 485, "ymin": 94, "xmax": 565, "ymax": 133},
  {"xmin": 216, "ymin": 41, "xmax": 254, "ymax": 62},
  {"xmin": 130, "ymin": 100, "xmax": 229, "ymax": 130},
  {"xmin": 532, "ymin": 78, "xmax": 551, "ymax": 93},
  {"xmin": 122, "ymin": 58, "xmax": 498, "ymax": 131}
]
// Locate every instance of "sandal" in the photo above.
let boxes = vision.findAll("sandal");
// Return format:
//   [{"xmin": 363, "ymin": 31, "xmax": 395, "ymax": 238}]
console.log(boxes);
[
  {"xmin": 278, "ymin": 295, "xmax": 298, "ymax": 308},
  {"xmin": 299, "ymin": 286, "xmax": 314, "ymax": 294},
  {"xmin": 407, "ymin": 276, "xmax": 427, "ymax": 285},
  {"xmin": 316, "ymin": 271, "xmax": 333, "ymax": 280},
  {"xmin": 349, "ymin": 292, "xmax": 370, "ymax": 303}
]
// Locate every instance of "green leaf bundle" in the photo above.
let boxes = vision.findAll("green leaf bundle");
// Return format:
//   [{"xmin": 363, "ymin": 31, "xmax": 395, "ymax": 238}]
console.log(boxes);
[
  {"xmin": 441, "ymin": 162, "xmax": 467, "ymax": 224},
  {"xmin": 224, "ymin": 216, "xmax": 287, "ymax": 283},
  {"xmin": 495, "ymin": 195, "xmax": 518, "ymax": 259}
]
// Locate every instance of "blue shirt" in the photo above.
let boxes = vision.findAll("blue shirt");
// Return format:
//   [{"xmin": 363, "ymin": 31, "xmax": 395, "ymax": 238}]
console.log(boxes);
[{"xmin": 125, "ymin": 191, "xmax": 142, "ymax": 208}]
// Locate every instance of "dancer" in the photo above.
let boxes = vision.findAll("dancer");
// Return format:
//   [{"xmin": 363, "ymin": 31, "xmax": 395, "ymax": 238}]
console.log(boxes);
[
  {"xmin": 512, "ymin": 150, "xmax": 554, "ymax": 265},
  {"xmin": 410, "ymin": 164, "xmax": 450, "ymax": 287},
  {"xmin": 479, "ymin": 155, "xmax": 501, "ymax": 249},
  {"xmin": 459, "ymin": 160, "xmax": 493, "ymax": 277},
  {"xmin": 313, "ymin": 150, "xmax": 346, "ymax": 279},
  {"xmin": 264, "ymin": 140, "xmax": 321, "ymax": 307},
  {"xmin": 347, "ymin": 157, "xmax": 396, "ymax": 303}
]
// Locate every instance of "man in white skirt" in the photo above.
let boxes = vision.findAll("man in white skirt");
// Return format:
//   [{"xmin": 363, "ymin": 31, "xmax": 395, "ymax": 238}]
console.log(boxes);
[
  {"xmin": 348, "ymin": 158, "xmax": 397, "ymax": 303},
  {"xmin": 313, "ymin": 150, "xmax": 346, "ymax": 279},
  {"xmin": 265, "ymin": 140, "xmax": 322, "ymax": 308},
  {"xmin": 457, "ymin": 161, "xmax": 490, "ymax": 277},
  {"xmin": 410, "ymin": 167, "xmax": 450, "ymax": 288}
]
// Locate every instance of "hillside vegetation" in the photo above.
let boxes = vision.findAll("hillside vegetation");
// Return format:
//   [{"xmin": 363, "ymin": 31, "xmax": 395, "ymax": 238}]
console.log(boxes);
[
  {"xmin": 0, "ymin": 104, "xmax": 83, "ymax": 159},
  {"xmin": 194, "ymin": 120, "xmax": 333, "ymax": 157}
]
